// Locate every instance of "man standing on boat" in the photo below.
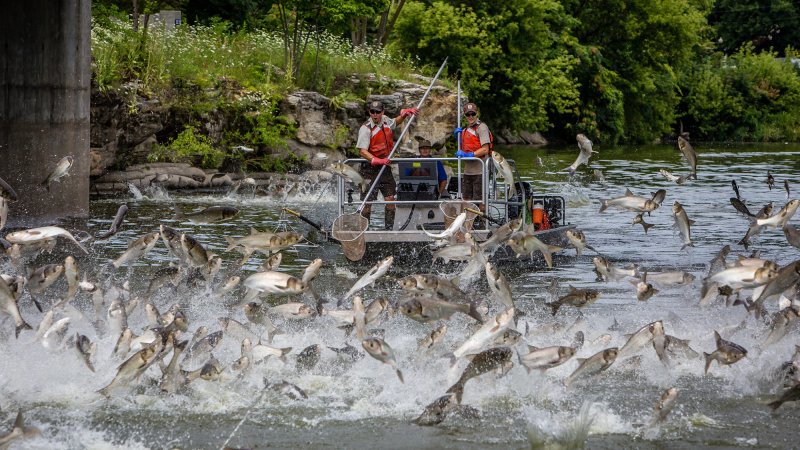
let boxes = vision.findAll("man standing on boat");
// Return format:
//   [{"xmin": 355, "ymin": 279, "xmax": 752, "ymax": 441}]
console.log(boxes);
[
  {"xmin": 454, "ymin": 102, "xmax": 492, "ymax": 226},
  {"xmin": 357, "ymin": 100, "xmax": 418, "ymax": 230}
]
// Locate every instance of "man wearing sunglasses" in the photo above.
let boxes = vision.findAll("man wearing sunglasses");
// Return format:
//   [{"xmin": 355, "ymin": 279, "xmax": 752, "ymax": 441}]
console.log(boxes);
[
  {"xmin": 454, "ymin": 102, "xmax": 492, "ymax": 224},
  {"xmin": 356, "ymin": 100, "xmax": 418, "ymax": 229}
]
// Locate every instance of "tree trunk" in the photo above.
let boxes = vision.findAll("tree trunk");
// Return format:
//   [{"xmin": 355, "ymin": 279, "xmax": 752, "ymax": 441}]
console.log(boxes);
[
  {"xmin": 132, "ymin": 0, "xmax": 139, "ymax": 32},
  {"xmin": 383, "ymin": 0, "xmax": 406, "ymax": 45},
  {"xmin": 376, "ymin": 6, "xmax": 389, "ymax": 46}
]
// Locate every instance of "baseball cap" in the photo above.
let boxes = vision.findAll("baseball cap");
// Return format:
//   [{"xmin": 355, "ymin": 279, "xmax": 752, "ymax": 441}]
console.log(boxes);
[
  {"xmin": 463, "ymin": 103, "xmax": 478, "ymax": 114},
  {"xmin": 418, "ymin": 139, "xmax": 432, "ymax": 148},
  {"xmin": 368, "ymin": 100, "xmax": 385, "ymax": 111}
]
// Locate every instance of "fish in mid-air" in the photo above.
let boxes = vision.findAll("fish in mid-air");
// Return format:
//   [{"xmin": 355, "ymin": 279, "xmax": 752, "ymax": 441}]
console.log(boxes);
[
  {"xmin": 42, "ymin": 155, "xmax": 74, "ymax": 191},
  {"xmin": 703, "ymin": 331, "xmax": 747, "ymax": 374},
  {"xmin": 676, "ymin": 131, "xmax": 697, "ymax": 178},
  {"xmin": 565, "ymin": 134, "xmax": 597, "ymax": 175}
]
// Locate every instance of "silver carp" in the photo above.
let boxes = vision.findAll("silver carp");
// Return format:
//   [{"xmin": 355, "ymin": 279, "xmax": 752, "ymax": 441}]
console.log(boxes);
[
  {"xmin": 703, "ymin": 331, "xmax": 747, "ymax": 374},
  {"xmin": 362, "ymin": 338, "xmax": 403, "ymax": 383},
  {"xmin": 446, "ymin": 347, "xmax": 513, "ymax": 403},
  {"xmin": 564, "ymin": 347, "xmax": 618, "ymax": 387},
  {"xmin": 565, "ymin": 134, "xmax": 597, "ymax": 175}
]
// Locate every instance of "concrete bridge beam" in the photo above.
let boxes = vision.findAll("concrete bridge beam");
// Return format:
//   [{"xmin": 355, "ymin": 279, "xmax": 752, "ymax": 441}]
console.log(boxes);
[{"xmin": 0, "ymin": 0, "xmax": 91, "ymax": 228}]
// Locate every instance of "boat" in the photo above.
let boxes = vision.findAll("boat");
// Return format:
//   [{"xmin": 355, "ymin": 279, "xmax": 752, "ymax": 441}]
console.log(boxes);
[{"xmin": 289, "ymin": 154, "xmax": 573, "ymax": 267}]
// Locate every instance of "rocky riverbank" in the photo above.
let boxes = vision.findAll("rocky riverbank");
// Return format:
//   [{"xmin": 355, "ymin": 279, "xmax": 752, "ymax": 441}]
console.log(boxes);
[{"xmin": 89, "ymin": 75, "xmax": 546, "ymax": 194}]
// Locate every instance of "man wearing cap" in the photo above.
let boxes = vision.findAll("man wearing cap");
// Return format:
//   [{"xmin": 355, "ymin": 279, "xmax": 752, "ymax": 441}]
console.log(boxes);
[
  {"xmin": 454, "ymin": 102, "xmax": 491, "ymax": 222},
  {"xmin": 415, "ymin": 139, "xmax": 448, "ymax": 197},
  {"xmin": 356, "ymin": 100, "xmax": 418, "ymax": 229}
]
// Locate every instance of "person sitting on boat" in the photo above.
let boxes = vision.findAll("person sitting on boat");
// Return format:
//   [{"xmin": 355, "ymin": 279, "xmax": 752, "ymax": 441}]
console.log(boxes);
[
  {"xmin": 357, "ymin": 100, "xmax": 418, "ymax": 230},
  {"xmin": 408, "ymin": 138, "xmax": 448, "ymax": 198},
  {"xmin": 453, "ymin": 102, "xmax": 492, "ymax": 225}
]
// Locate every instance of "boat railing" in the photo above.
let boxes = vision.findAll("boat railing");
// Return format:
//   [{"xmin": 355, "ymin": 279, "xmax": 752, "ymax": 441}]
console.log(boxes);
[{"xmin": 339, "ymin": 157, "xmax": 527, "ymax": 227}]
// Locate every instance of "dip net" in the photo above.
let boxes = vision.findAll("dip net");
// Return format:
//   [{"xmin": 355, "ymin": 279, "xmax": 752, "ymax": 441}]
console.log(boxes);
[{"xmin": 332, "ymin": 212, "xmax": 368, "ymax": 261}]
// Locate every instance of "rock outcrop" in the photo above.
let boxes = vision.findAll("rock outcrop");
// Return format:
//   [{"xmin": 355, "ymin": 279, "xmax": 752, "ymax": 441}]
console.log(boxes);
[{"xmin": 89, "ymin": 74, "xmax": 542, "ymax": 193}]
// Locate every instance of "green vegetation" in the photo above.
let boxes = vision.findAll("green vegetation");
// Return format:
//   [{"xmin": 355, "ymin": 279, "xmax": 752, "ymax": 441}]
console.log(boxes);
[
  {"xmin": 148, "ymin": 126, "xmax": 226, "ymax": 169},
  {"xmin": 91, "ymin": 0, "xmax": 800, "ymax": 160}
]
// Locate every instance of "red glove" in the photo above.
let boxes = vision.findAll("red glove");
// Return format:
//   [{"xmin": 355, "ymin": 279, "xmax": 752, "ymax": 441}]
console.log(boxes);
[
  {"xmin": 400, "ymin": 108, "xmax": 419, "ymax": 118},
  {"xmin": 371, "ymin": 157, "xmax": 390, "ymax": 166}
]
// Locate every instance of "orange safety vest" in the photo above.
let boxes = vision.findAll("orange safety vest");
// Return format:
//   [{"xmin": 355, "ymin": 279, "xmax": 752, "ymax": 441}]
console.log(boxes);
[
  {"xmin": 460, "ymin": 123, "xmax": 492, "ymax": 154},
  {"xmin": 365, "ymin": 120, "xmax": 394, "ymax": 158}
]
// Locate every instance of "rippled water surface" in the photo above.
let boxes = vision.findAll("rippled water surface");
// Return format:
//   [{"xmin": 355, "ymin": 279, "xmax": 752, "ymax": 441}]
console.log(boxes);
[{"xmin": 1, "ymin": 143, "xmax": 799, "ymax": 449}]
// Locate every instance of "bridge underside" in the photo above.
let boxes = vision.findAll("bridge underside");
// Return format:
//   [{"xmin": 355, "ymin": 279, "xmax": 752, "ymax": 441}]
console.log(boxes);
[{"xmin": 0, "ymin": 0, "xmax": 91, "ymax": 228}]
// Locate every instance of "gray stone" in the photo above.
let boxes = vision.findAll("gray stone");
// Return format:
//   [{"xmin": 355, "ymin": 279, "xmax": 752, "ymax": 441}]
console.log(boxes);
[{"xmin": 519, "ymin": 131, "xmax": 548, "ymax": 146}]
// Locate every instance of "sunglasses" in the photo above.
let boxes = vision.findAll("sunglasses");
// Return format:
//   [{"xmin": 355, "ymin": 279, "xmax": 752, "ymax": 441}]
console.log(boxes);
[
  {"xmin": 465, "ymin": 111, "xmax": 477, "ymax": 117},
  {"xmin": 369, "ymin": 109, "xmax": 383, "ymax": 114}
]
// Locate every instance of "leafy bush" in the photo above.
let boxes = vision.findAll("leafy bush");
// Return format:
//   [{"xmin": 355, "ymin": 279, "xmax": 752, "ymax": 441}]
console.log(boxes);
[
  {"xmin": 679, "ymin": 46, "xmax": 800, "ymax": 141},
  {"xmin": 148, "ymin": 126, "xmax": 226, "ymax": 169}
]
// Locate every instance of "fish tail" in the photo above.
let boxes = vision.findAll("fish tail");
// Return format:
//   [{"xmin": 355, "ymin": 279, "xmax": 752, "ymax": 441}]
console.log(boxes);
[
  {"xmin": 703, "ymin": 352, "xmax": 713, "ymax": 374},
  {"xmin": 599, "ymin": 200, "xmax": 610, "ymax": 213},
  {"xmin": 224, "ymin": 236, "xmax": 238, "ymax": 252},
  {"xmin": 547, "ymin": 302, "xmax": 560, "ymax": 316},
  {"xmin": 445, "ymin": 381, "xmax": 464, "ymax": 403},
  {"xmin": 642, "ymin": 222, "xmax": 654, "ymax": 233},
  {"xmin": 31, "ymin": 296, "xmax": 43, "ymax": 313},
  {"xmin": 767, "ymin": 399, "xmax": 783, "ymax": 411},
  {"xmin": 468, "ymin": 299, "xmax": 484, "ymax": 324},
  {"xmin": 15, "ymin": 321, "xmax": 32, "ymax": 339}
]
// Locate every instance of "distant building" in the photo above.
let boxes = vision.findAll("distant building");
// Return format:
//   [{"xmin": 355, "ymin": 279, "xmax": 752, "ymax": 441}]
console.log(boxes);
[{"xmin": 138, "ymin": 10, "xmax": 182, "ymax": 31}]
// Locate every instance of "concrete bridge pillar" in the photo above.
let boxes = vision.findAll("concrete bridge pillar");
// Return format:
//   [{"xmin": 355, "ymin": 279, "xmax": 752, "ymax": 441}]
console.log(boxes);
[{"xmin": 0, "ymin": 0, "xmax": 91, "ymax": 228}]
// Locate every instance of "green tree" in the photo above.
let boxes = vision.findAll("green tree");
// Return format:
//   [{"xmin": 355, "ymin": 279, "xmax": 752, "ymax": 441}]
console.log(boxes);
[
  {"xmin": 709, "ymin": 0, "xmax": 800, "ymax": 56},
  {"xmin": 679, "ymin": 46, "xmax": 800, "ymax": 141},
  {"xmin": 390, "ymin": 0, "xmax": 580, "ymax": 133},
  {"xmin": 560, "ymin": 0, "xmax": 709, "ymax": 143}
]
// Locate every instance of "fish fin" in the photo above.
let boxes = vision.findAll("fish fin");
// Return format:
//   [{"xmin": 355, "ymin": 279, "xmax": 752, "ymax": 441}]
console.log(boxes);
[
  {"xmin": 688, "ymin": 219, "xmax": 696, "ymax": 225},
  {"xmin": 31, "ymin": 296, "xmax": 43, "ymax": 313},
  {"xmin": 713, "ymin": 330, "xmax": 722, "ymax": 345},
  {"xmin": 464, "ymin": 353, "xmax": 478, "ymax": 362},
  {"xmin": 568, "ymin": 285, "xmax": 578, "ymax": 293},
  {"xmin": 625, "ymin": 188, "xmax": 634, "ymax": 196},
  {"xmin": 396, "ymin": 369, "xmax": 404, "ymax": 383},
  {"xmin": 767, "ymin": 399, "xmax": 783, "ymax": 411},
  {"xmin": 444, "ymin": 352, "xmax": 458, "ymax": 367},
  {"xmin": 445, "ymin": 382, "xmax": 464, "ymax": 404},
  {"xmin": 98, "ymin": 385, "xmax": 112, "ymax": 397},
  {"xmin": 642, "ymin": 222, "xmax": 654, "ymax": 233},
  {"xmin": 14, "ymin": 321, "xmax": 31, "ymax": 339},
  {"xmin": 576, "ymin": 358, "xmax": 587, "ymax": 364},
  {"xmin": 547, "ymin": 302, "xmax": 560, "ymax": 316},
  {"xmin": 703, "ymin": 352, "xmax": 713, "ymax": 374},
  {"xmin": 527, "ymin": 345, "xmax": 540, "ymax": 352},
  {"xmin": 172, "ymin": 203, "xmax": 184, "ymax": 220},
  {"xmin": 599, "ymin": 200, "xmax": 610, "ymax": 213},
  {"xmin": 224, "ymin": 236, "xmax": 238, "ymax": 252},
  {"xmin": 541, "ymin": 249, "xmax": 554, "ymax": 268}
]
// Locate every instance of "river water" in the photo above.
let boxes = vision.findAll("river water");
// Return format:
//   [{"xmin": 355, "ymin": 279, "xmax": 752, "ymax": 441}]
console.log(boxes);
[{"xmin": 1, "ymin": 143, "xmax": 799, "ymax": 449}]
